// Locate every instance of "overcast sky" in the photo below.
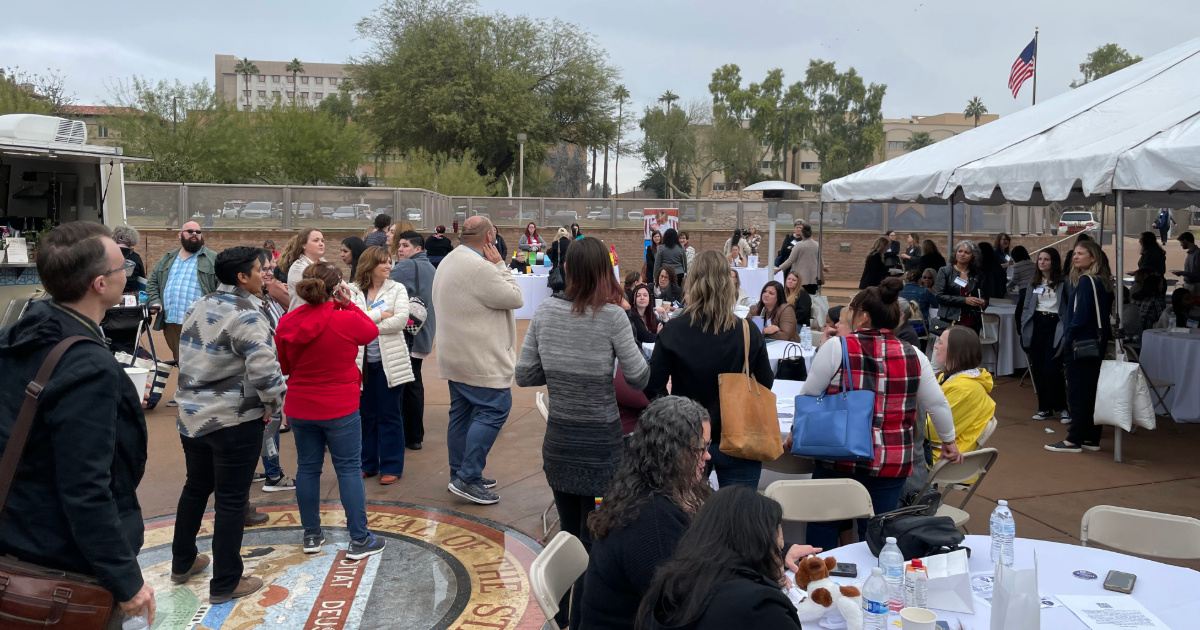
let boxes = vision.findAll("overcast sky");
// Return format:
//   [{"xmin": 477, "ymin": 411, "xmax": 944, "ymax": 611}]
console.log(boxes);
[{"xmin": 2, "ymin": 0, "xmax": 1194, "ymax": 192}]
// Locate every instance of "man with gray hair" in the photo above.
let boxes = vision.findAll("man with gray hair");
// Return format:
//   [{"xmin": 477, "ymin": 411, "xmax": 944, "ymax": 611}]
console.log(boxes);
[{"xmin": 432, "ymin": 216, "xmax": 524, "ymax": 504}]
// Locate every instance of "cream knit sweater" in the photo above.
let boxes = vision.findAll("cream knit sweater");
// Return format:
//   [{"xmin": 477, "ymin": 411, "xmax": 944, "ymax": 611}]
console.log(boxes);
[{"xmin": 432, "ymin": 244, "xmax": 525, "ymax": 389}]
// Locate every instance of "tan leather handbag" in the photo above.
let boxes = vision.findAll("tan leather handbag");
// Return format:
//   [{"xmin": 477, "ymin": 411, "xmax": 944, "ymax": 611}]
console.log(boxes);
[
  {"xmin": 718, "ymin": 320, "xmax": 783, "ymax": 462},
  {"xmin": 0, "ymin": 336, "xmax": 116, "ymax": 629}
]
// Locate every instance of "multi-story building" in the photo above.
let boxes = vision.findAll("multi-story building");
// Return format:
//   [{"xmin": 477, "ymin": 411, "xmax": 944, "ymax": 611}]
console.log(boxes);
[
  {"xmin": 57, "ymin": 106, "xmax": 134, "ymax": 147},
  {"xmin": 214, "ymin": 54, "xmax": 352, "ymax": 111}
]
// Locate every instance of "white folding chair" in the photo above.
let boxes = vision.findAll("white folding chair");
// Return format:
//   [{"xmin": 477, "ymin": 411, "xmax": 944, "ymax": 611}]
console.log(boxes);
[
  {"xmin": 530, "ymin": 531, "xmax": 591, "ymax": 629},
  {"xmin": 990, "ymin": 298, "xmax": 1014, "ymax": 305},
  {"xmin": 979, "ymin": 313, "xmax": 1001, "ymax": 373},
  {"xmin": 976, "ymin": 417, "xmax": 999, "ymax": 447},
  {"xmin": 535, "ymin": 392, "xmax": 560, "ymax": 537},
  {"xmin": 916, "ymin": 447, "xmax": 999, "ymax": 533},
  {"xmin": 1081, "ymin": 505, "xmax": 1200, "ymax": 560},
  {"xmin": 1123, "ymin": 346, "xmax": 1180, "ymax": 435},
  {"xmin": 764, "ymin": 478, "xmax": 874, "ymax": 524}
]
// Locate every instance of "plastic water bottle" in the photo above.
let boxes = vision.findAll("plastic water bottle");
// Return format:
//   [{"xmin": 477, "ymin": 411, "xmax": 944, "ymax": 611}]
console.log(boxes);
[
  {"xmin": 879, "ymin": 536, "xmax": 905, "ymax": 613},
  {"xmin": 904, "ymin": 558, "xmax": 928, "ymax": 609},
  {"xmin": 861, "ymin": 566, "xmax": 889, "ymax": 630},
  {"xmin": 990, "ymin": 500, "xmax": 1016, "ymax": 567},
  {"xmin": 800, "ymin": 325, "xmax": 812, "ymax": 350},
  {"xmin": 1169, "ymin": 312, "xmax": 1177, "ymax": 328},
  {"xmin": 122, "ymin": 613, "xmax": 149, "ymax": 630},
  {"xmin": 137, "ymin": 291, "xmax": 147, "ymax": 305}
]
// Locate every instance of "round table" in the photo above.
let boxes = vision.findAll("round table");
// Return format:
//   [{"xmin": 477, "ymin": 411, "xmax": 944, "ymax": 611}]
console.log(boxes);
[
  {"xmin": 512, "ymin": 270, "xmax": 553, "ymax": 319},
  {"xmin": 1140, "ymin": 328, "xmax": 1200, "ymax": 422},
  {"xmin": 804, "ymin": 535, "xmax": 1196, "ymax": 629}
]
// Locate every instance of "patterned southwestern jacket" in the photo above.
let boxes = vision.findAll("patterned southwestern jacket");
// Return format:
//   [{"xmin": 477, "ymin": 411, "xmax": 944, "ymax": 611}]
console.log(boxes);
[
  {"xmin": 827, "ymin": 330, "xmax": 922, "ymax": 478},
  {"xmin": 176, "ymin": 284, "xmax": 287, "ymax": 438}
]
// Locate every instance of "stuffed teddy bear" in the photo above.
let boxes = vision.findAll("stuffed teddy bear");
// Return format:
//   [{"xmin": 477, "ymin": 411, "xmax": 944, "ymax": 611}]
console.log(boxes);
[{"xmin": 792, "ymin": 555, "xmax": 864, "ymax": 630}]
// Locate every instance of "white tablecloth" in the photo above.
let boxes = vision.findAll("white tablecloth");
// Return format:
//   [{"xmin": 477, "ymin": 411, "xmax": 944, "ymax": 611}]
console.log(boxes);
[
  {"xmin": 512, "ymin": 270, "xmax": 553, "ymax": 319},
  {"xmin": 1140, "ymin": 328, "xmax": 1200, "ymax": 422},
  {"xmin": 804, "ymin": 535, "xmax": 1196, "ymax": 629},
  {"xmin": 639, "ymin": 339, "xmax": 813, "ymax": 377},
  {"xmin": 734, "ymin": 267, "xmax": 783, "ymax": 302},
  {"xmin": 982, "ymin": 304, "xmax": 1026, "ymax": 376}
]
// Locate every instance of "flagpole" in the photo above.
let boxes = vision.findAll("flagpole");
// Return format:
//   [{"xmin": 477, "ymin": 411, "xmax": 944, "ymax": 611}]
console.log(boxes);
[{"xmin": 1032, "ymin": 27, "xmax": 1039, "ymax": 105}]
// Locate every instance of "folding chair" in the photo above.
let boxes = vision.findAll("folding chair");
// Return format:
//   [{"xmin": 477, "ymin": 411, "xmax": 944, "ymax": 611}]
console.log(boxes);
[
  {"xmin": 1081, "ymin": 505, "xmax": 1200, "ymax": 560},
  {"xmin": 989, "ymin": 298, "xmax": 1014, "ymax": 305},
  {"xmin": 915, "ymin": 447, "xmax": 999, "ymax": 534},
  {"xmin": 530, "ymin": 532, "xmax": 591, "ymax": 629},
  {"xmin": 536, "ymin": 392, "xmax": 560, "ymax": 538},
  {"xmin": 1123, "ymin": 346, "xmax": 1180, "ymax": 435},
  {"xmin": 764, "ymin": 478, "xmax": 874, "ymax": 524},
  {"xmin": 979, "ymin": 313, "xmax": 1001, "ymax": 374},
  {"xmin": 976, "ymin": 417, "xmax": 999, "ymax": 447}
]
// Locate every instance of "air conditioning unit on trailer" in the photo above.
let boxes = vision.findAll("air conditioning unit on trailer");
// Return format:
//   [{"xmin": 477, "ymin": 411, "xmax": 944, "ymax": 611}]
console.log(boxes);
[{"xmin": 0, "ymin": 114, "xmax": 88, "ymax": 146}]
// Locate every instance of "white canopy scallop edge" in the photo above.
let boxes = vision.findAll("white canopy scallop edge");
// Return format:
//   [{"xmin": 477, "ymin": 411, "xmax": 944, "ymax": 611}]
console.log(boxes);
[{"xmin": 820, "ymin": 38, "xmax": 1200, "ymax": 208}]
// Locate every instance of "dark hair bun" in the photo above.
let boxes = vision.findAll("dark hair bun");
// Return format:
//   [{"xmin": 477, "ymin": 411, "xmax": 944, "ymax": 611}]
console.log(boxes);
[
  {"xmin": 877, "ymin": 277, "xmax": 903, "ymax": 304},
  {"xmin": 295, "ymin": 278, "xmax": 329, "ymax": 305}
]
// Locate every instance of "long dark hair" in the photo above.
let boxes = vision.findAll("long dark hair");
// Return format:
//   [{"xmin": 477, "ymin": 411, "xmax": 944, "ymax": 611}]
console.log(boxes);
[
  {"xmin": 1172, "ymin": 288, "xmax": 1193, "ymax": 323},
  {"xmin": 656, "ymin": 265, "xmax": 679, "ymax": 289},
  {"xmin": 590, "ymin": 396, "xmax": 711, "ymax": 540},
  {"xmin": 635, "ymin": 486, "xmax": 785, "ymax": 629},
  {"xmin": 848, "ymin": 276, "xmax": 903, "ymax": 330},
  {"xmin": 341, "ymin": 236, "xmax": 367, "ymax": 279},
  {"xmin": 1140, "ymin": 231, "xmax": 1163, "ymax": 255},
  {"xmin": 565, "ymin": 236, "xmax": 623, "ymax": 316},
  {"xmin": 631, "ymin": 284, "xmax": 657, "ymax": 332},
  {"xmin": 662, "ymin": 228, "xmax": 681, "ymax": 249},
  {"xmin": 1032, "ymin": 247, "xmax": 1063, "ymax": 288},
  {"xmin": 755, "ymin": 280, "xmax": 788, "ymax": 324},
  {"xmin": 647, "ymin": 230, "xmax": 661, "ymax": 257}
]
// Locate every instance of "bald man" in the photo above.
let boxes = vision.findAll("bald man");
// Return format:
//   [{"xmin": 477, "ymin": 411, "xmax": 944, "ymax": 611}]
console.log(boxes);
[
  {"xmin": 432, "ymin": 216, "xmax": 524, "ymax": 504},
  {"xmin": 146, "ymin": 222, "xmax": 218, "ymax": 386}
]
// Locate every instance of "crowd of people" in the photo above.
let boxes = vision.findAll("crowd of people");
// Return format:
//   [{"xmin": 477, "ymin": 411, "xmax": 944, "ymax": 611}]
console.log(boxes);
[{"xmin": 1, "ymin": 210, "xmax": 1194, "ymax": 629}]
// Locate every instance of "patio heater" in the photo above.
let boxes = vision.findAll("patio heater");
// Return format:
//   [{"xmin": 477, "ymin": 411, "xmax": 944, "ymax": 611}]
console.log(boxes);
[{"xmin": 743, "ymin": 180, "xmax": 804, "ymax": 279}]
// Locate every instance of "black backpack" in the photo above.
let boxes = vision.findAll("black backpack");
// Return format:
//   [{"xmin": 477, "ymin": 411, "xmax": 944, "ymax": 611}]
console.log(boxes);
[{"xmin": 865, "ymin": 504, "xmax": 966, "ymax": 561}]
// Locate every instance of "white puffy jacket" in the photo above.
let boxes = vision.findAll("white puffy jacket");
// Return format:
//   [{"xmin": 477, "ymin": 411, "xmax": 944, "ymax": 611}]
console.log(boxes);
[{"xmin": 350, "ymin": 279, "xmax": 414, "ymax": 388}]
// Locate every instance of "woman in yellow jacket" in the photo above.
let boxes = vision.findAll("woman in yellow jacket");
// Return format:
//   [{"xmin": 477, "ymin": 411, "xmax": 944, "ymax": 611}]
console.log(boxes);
[{"xmin": 927, "ymin": 326, "xmax": 995, "ymax": 468}]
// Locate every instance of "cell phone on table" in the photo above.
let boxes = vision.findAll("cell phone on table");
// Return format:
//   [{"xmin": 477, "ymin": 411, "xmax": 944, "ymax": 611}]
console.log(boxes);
[
  {"xmin": 830, "ymin": 562, "xmax": 857, "ymax": 578},
  {"xmin": 1103, "ymin": 570, "xmax": 1137, "ymax": 594}
]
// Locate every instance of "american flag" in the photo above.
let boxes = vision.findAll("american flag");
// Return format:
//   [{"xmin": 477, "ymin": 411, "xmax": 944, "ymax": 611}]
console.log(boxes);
[{"xmin": 1009, "ymin": 38, "xmax": 1037, "ymax": 98}]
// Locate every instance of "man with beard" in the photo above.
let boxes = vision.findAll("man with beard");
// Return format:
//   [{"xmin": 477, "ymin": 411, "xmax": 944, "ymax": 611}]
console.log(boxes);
[{"xmin": 146, "ymin": 222, "xmax": 218, "ymax": 403}]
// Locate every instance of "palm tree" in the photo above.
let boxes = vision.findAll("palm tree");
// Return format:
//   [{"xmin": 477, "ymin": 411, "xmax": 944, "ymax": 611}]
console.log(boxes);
[
  {"xmin": 904, "ymin": 131, "xmax": 935, "ymax": 151},
  {"xmin": 658, "ymin": 90, "xmax": 679, "ymax": 114},
  {"xmin": 964, "ymin": 96, "xmax": 988, "ymax": 127},
  {"xmin": 285, "ymin": 58, "xmax": 304, "ymax": 106},
  {"xmin": 613, "ymin": 85, "xmax": 630, "ymax": 198},
  {"xmin": 233, "ymin": 58, "xmax": 259, "ymax": 111}
]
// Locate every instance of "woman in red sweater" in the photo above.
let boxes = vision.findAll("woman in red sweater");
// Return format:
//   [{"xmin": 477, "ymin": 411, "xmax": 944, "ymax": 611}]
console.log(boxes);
[{"xmin": 275, "ymin": 262, "xmax": 384, "ymax": 560}]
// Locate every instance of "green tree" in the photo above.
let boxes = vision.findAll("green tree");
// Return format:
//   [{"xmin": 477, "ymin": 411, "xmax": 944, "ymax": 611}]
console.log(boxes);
[
  {"xmin": 388, "ymin": 148, "xmax": 492, "ymax": 195},
  {"xmin": 612, "ymin": 84, "xmax": 631, "ymax": 196},
  {"xmin": 316, "ymin": 91, "xmax": 356, "ymax": 123},
  {"xmin": 347, "ymin": 0, "xmax": 620, "ymax": 182},
  {"xmin": 658, "ymin": 90, "xmax": 679, "ymax": 113},
  {"xmin": 638, "ymin": 168, "xmax": 692, "ymax": 200},
  {"xmin": 256, "ymin": 105, "xmax": 363, "ymax": 185},
  {"xmin": 0, "ymin": 69, "xmax": 54, "ymax": 116},
  {"xmin": 964, "ymin": 96, "xmax": 988, "ymax": 127},
  {"xmin": 903, "ymin": 131, "xmax": 934, "ymax": 151},
  {"xmin": 1, "ymin": 67, "xmax": 74, "ymax": 115},
  {"xmin": 800, "ymin": 60, "xmax": 886, "ymax": 183},
  {"xmin": 1070, "ymin": 44, "xmax": 1142, "ymax": 88},
  {"xmin": 639, "ymin": 99, "xmax": 704, "ymax": 199},
  {"xmin": 233, "ymin": 58, "xmax": 259, "ymax": 111},
  {"xmin": 285, "ymin": 58, "xmax": 304, "ymax": 104}
]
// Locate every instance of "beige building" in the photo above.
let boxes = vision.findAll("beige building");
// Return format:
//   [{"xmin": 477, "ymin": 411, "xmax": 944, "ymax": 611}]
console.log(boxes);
[
  {"xmin": 59, "ymin": 106, "xmax": 132, "ymax": 147},
  {"xmin": 702, "ymin": 111, "xmax": 999, "ymax": 197},
  {"xmin": 214, "ymin": 54, "xmax": 352, "ymax": 111}
]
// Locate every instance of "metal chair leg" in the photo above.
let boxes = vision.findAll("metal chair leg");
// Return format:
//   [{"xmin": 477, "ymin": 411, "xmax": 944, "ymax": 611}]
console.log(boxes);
[{"xmin": 542, "ymin": 500, "xmax": 559, "ymax": 539}]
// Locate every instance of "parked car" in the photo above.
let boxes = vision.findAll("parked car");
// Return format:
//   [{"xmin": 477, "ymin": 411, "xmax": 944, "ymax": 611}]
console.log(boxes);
[
  {"xmin": 586, "ymin": 210, "xmax": 604, "ymax": 220},
  {"xmin": 808, "ymin": 211, "xmax": 844, "ymax": 227},
  {"xmin": 681, "ymin": 207, "xmax": 697, "ymax": 222},
  {"xmin": 406, "ymin": 208, "xmax": 422, "ymax": 221},
  {"xmin": 320, "ymin": 206, "xmax": 335, "ymax": 218},
  {"xmin": 292, "ymin": 203, "xmax": 316, "ymax": 219},
  {"xmin": 241, "ymin": 201, "xmax": 273, "ymax": 219},
  {"xmin": 332, "ymin": 206, "xmax": 358, "ymax": 220},
  {"xmin": 1058, "ymin": 211, "xmax": 1098, "ymax": 235},
  {"xmin": 628, "ymin": 211, "xmax": 644, "ymax": 222}
]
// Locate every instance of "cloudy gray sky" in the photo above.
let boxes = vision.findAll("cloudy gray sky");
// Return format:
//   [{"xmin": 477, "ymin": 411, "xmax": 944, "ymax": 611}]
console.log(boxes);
[{"xmin": 2, "ymin": 0, "xmax": 1194, "ymax": 192}]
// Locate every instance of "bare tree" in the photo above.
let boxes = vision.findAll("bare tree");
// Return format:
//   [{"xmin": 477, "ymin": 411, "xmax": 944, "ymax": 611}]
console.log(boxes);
[{"xmin": 2, "ymin": 67, "xmax": 76, "ymax": 114}]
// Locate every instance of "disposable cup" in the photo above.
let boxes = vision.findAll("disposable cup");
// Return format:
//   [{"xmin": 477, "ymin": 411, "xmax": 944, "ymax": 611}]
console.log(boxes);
[
  {"xmin": 124, "ymin": 367, "xmax": 150, "ymax": 397},
  {"xmin": 655, "ymin": 299, "xmax": 663, "ymax": 308},
  {"xmin": 900, "ymin": 607, "xmax": 937, "ymax": 630}
]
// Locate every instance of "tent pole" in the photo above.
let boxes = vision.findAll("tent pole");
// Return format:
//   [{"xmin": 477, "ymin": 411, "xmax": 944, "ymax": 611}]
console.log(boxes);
[
  {"xmin": 1115, "ymin": 191, "xmax": 1125, "ymax": 333},
  {"xmin": 817, "ymin": 202, "xmax": 825, "ymax": 287},
  {"xmin": 947, "ymin": 193, "xmax": 955, "ymax": 255}
]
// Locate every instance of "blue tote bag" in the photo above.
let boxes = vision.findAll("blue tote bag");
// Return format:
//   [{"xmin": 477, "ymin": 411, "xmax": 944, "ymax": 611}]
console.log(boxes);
[{"xmin": 790, "ymin": 341, "xmax": 876, "ymax": 461}]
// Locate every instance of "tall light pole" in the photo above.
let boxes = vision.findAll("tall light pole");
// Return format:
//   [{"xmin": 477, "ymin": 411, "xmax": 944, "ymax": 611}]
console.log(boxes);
[{"xmin": 517, "ymin": 133, "xmax": 527, "ymax": 198}]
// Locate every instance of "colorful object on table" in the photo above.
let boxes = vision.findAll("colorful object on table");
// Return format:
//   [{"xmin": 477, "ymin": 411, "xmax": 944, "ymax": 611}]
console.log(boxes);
[{"xmin": 792, "ymin": 555, "xmax": 864, "ymax": 630}]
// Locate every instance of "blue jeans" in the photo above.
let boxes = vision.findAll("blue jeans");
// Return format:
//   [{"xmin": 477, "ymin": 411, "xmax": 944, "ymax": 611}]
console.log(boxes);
[
  {"xmin": 261, "ymin": 431, "xmax": 281, "ymax": 479},
  {"xmin": 707, "ymin": 443, "xmax": 763, "ymax": 489},
  {"xmin": 806, "ymin": 466, "xmax": 907, "ymax": 550},
  {"xmin": 290, "ymin": 413, "xmax": 369, "ymax": 540},
  {"xmin": 447, "ymin": 381, "xmax": 511, "ymax": 485},
  {"xmin": 360, "ymin": 362, "xmax": 406, "ymax": 476}
]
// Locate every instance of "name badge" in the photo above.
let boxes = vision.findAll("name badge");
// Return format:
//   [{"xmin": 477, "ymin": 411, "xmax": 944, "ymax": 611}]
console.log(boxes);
[
  {"xmin": 369, "ymin": 298, "xmax": 386, "ymax": 311},
  {"xmin": 953, "ymin": 277, "xmax": 968, "ymax": 288},
  {"xmin": 1033, "ymin": 286, "xmax": 1045, "ymax": 294}
]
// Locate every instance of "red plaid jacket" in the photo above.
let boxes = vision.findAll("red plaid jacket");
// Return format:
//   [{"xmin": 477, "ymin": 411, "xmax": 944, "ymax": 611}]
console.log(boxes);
[{"xmin": 825, "ymin": 330, "xmax": 922, "ymax": 478}]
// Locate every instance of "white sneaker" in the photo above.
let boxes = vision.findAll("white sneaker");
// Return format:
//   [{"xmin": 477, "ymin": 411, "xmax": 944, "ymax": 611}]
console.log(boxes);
[
  {"xmin": 1032, "ymin": 411, "xmax": 1054, "ymax": 421},
  {"xmin": 1060, "ymin": 410, "xmax": 1072, "ymax": 424}
]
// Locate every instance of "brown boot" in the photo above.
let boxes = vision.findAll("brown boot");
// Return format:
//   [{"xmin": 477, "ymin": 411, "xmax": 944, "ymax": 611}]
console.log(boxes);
[
  {"xmin": 170, "ymin": 554, "xmax": 210, "ymax": 584},
  {"xmin": 245, "ymin": 504, "xmax": 269, "ymax": 527},
  {"xmin": 209, "ymin": 576, "xmax": 264, "ymax": 604}
]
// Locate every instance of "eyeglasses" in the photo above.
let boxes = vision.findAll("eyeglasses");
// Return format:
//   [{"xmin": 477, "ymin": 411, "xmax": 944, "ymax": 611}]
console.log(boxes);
[
  {"xmin": 103, "ymin": 259, "xmax": 136, "ymax": 277},
  {"xmin": 182, "ymin": 229, "xmax": 203, "ymax": 235}
]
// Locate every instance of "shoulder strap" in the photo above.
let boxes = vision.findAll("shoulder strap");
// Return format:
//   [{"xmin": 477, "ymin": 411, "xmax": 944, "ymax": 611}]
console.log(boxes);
[
  {"xmin": 840, "ymin": 338, "xmax": 855, "ymax": 392},
  {"xmin": 0, "ymin": 336, "xmax": 98, "ymax": 514}
]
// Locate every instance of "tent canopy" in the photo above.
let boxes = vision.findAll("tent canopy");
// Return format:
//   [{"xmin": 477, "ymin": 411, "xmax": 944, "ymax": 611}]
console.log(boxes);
[{"xmin": 821, "ymin": 38, "xmax": 1200, "ymax": 208}]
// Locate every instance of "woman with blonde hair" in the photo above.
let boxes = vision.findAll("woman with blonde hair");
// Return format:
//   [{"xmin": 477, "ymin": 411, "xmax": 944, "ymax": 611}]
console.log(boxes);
[
  {"xmin": 1046, "ymin": 239, "xmax": 1113, "ymax": 454},
  {"xmin": 783, "ymin": 269, "xmax": 812, "ymax": 328},
  {"xmin": 388, "ymin": 220, "xmax": 417, "ymax": 257},
  {"xmin": 283, "ymin": 228, "xmax": 326, "ymax": 310},
  {"xmin": 350, "ymin": 246, "xmax": 413, "ymax": 483},
  {"xmin": 647, "ymin": 250, "xmax": 774, "ymax": 488},
  {"xmin": 858, "ymin": 236, "xmax": 891, "ymax": 289}
]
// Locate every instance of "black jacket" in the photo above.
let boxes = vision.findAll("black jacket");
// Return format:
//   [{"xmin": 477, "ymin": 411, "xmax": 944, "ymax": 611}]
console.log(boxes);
[
  {"xmin": 640, "ymin": 567, "xmax": 802, "ymax": 630},
  {"xmin": 120, "ymin": 247, "xmax": 145, "ymax": 294},
  {"xmin": 1138, "ymin": 247, "xmax": 1167, "ymax": 279},
  {"xmin": 580, "ymin": 492, "xmax": 690, "ymax": 629},
  {"xmin": 653, "ymin": 283, "xmax": 684, "ymax": 305},
  {"xmin": 859, "ymin": 254, "xmax": 889, "ymax": 289},
  {"xmin": 903, "ymin": 245, "xmax": 922, "ymax": 272},
  {"xmin": 789, "ymin": 290, "xmax": 812, "ymax": 328},
  {"xmin": 629, "ymin": 309, "xmax": 658, "ymax": 343},
  {"xmin": 647, "ymin": 314, "xmax": 772, "ymax": 444},
  {"xmin": 933, "ymin": 265, "xmax": 990, "ymax": 322},
  {"xmin": 921, "ymin": 251, "xmax": 947, "ymax": 273},
  {"xmin": 424, "ymin": 233, "xmax": 454, "ymax": 258},
  {"xmin": 0, "ymin": 300, "xmax": 148, "ymax": 602},
  {"xmin": 775, "ymin": 233, "xmax": 801, "ymax": 266},
  {"xmin": 549, "ymin": 237, "xmax": 571, "ymax": 268},
  {"xmin": 494, "ymin": 233, "xmax": 508, "ymax": 262}
]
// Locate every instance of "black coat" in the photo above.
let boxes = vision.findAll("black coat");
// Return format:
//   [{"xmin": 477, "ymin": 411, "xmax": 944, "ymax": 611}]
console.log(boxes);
[
  {"xmin": 494, "ymin": 233, "xmax": 508, "ymax": 262},
  {"xmin": 640, "ymin": 567, "xmax": 802, "ymax": 630},
  {"xmin": 1138, "ymin": 247, "xmax": 1167, "ymax": 279},
  {"xmin": 903, "ymin": 245, "xmax": 922, "ymax": 272},
  {"xmin": 120, "ymin": 247, "xmax": 145, "ymax": 294},
  {"xmin": 580, "ymin": 493, "xmax": 690, "ymax": 629},
  {"xmin": 629, "ymin": 309, "xmax": 659, "ymax": 343},
  {"xmin": 424, "ymin": 233, "xmax": 455, "ymax": 258},
  {"xmin": 790, "ymin": 290, "xmax": 813, "ymax": 328},
  {"xmin": 933, "ymin": 265, "xmax": 990, "ymax": 322},
  {"xmin": 921, "ymin": 251, "xmax": 947, "ymax": 273},
  {"xmin": 859, "ymin": 254, "xmax": 889, "ymax": 289},
  {"xmin": 0, "ymin": 300, "xmax": 148, "ymax": 602},
  {"xmin": 654, "ymin": 283, "xmax": 684, "ymax": 305},
  {"xmin": 549, "ymin": 237, "xmax": 571, "ymax": 268}
]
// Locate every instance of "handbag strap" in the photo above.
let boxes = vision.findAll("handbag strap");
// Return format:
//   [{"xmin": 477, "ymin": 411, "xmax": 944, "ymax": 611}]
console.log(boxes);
[
  {"xmin": 0, "ymin": 336, "xmax": 97, "ymax": 516},
  {"xmin": 840, "ymin": 338, "xmax": 854, "ymax": 392},
  {"xmin": 740, "ymin": 319, "xmax": 760, "ymax": 394}
]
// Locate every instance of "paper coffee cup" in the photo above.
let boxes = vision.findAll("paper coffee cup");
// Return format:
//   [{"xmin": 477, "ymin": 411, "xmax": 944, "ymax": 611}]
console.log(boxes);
[
  {"xmin": 899, "ymin": 607, "xmax": 937, "ymax": 630},
  {"xmin": 124, "ymin": 367, "xmax": 150, "ymax": 397}
]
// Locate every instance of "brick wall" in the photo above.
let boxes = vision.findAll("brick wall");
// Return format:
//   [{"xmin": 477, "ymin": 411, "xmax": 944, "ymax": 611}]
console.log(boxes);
[{"xmin": 135, "ymin": 227, "xmax": 1075, "ymax": 286}]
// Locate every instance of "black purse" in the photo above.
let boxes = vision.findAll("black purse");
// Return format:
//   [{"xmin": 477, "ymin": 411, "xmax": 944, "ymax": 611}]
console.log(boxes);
[
  {"xmin": 774, "ymin": 343, "xmax": 808, "ymax": 381},
  {"xmin": 865, "ymin": 505, "xmax": 966, "ymax": 561},
  {"xmin": 1071, "ymin": 276, "xmax": 1103, "ymax": 360}
]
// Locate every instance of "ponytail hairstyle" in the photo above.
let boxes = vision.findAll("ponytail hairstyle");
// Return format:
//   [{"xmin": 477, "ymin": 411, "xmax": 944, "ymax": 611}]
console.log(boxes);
[
  {"xmin": 280, "ymin": 227, "xmax": 319, "ymax": 271},
  {"xmin": 847, "ymin": 276, "xmax": 903, "ymax": 330},
  {"xmin": 295, "ymin": 261, "xmax": 342, "ymax": 306}
]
